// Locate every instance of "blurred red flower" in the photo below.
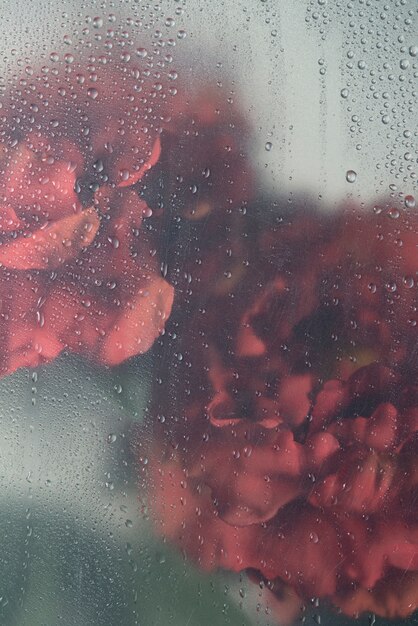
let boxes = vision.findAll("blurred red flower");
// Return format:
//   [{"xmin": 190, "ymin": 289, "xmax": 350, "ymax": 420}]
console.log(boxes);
[
  {"xmin": 0, "ymin": 58, "xmax": 253, "ymax": 377},
  {"xmin": 0, "ymin": 66, "xmax": 174, "ymax": 376},
  {"xmin": 142, "ymin": 199, "xmax": 418, "ymax": 623}
]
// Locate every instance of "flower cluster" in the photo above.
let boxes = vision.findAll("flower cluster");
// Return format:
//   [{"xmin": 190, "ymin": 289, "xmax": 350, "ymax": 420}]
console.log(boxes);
[
  {"xmin": 144, "ymin": 202, "xmax": 418, "ymax": 622},
  {"xmin": 0, "ymin": 62, "xmax": 251, "ymax": 377},
  {"xmin": 2, "ymin": 52, "xmax": 418, "ymax": 626}
]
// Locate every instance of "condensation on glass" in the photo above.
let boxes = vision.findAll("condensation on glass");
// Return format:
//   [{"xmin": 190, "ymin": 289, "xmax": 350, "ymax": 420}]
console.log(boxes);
[{"xmin": 0, "ymin": 1, "xmax": 416, "ymax": 625}]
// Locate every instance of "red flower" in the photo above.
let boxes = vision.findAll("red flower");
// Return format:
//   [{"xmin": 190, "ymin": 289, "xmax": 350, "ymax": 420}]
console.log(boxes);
[
  {"xmin": 0, "ymin": 61, "xmax": 191, "ymax": 376},
  {"xmin": 142, "ymin": 199, "xmax": 418, "ymax": 622}
]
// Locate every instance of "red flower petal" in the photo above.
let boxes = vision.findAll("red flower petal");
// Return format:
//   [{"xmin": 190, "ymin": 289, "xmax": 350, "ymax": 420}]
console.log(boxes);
[
  {"xmin": 215, "ymin": 473, "xmax": 301, "ymax": 526},
  {"xmin": 0, "ymin": 274, "xmax": 65, "ymax": 376},
  {"xmin": 305, "ymin": 432, "xmax": 340, "ymax": 471},
  {"xmin": 236, "ymin": 322, "xmax": 267, "ymax": 357},
  {"xmin": 0, "ymin": 207, "xmax": 100, "ymax": 270},
  {"xmin": 310, "ymin": 379, "xmax": 347, "ymax": 432},
  {"xmin": 258, "ymin": 506, "xmax": 342, "ymax": 597},
  {"xmin": 276, "ymin": 374, "xmax": 313, "ymax": 428},
  {"xmin": 336, "ymin": 572, "xmax": 418, "ymax": 619},
  {"xmin": 117, "ymin": 136, "xmax": 161, "ymax": 188},
  {"xmin": 0, "ymin": 205, "xmax": 22, "ymax": 232},
  {"xmin": 364, "ymin": 402, "xmax": 398, "ymax": 451},
  {"xmin": 309, "ymin": 448, "xmax": 396, "ymax": 513},
  {"xmin": 3, "ymin": 143, "xmax": 81, "ymax": 221},
  {"xmin": 373, "ymin": 521, "xmax": 418, "ymax": 571},
  {"xmin": 100, "ymin": 274, "xmax": 174, "ymax": 365}
]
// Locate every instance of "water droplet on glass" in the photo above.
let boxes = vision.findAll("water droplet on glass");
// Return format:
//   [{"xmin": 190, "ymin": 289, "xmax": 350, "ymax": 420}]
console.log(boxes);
[
  {"xmin": 136, "ymin": 47, "xmax": 147, "ymax": 58},
  {"xmin": 388, "ymin": 207, "xmax": 400, "ymax": 219},
  {"xmin": 403, "ymin": 276, "xmax": 415, "ymax": 289},
  {"xmin": 265, "ymin": 141, "xmax": 273, "ymax": 151},
  {"xmin": 346, "ymin": 170, "xmax": 357, "ymax": 183},
  {"xmin": 340, "ymin": 88, "xmax": 349, "ymax": 99},
  {"xmin": 119, "ymin": 169, "xmax": 130, "ymax": 182},
  {"xmin": 93, "ymin": 16, "xmax": 103, "ymax": 29},
  {"xmin": 405, "ymin": 195, "xmax": 416, "ymax": 209},
  {"xmin": 93, "ymin": 159, "xmax": 104, "ymax": 173},
  {"xmin": 87, "ymin": 87, "xmax": 99, "ymax": 100}
]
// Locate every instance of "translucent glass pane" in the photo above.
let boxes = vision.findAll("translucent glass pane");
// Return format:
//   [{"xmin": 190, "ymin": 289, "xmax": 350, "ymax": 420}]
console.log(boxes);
[{"xmin": 0, "ymin": 1, "xmax": 417, "ymax": 625}]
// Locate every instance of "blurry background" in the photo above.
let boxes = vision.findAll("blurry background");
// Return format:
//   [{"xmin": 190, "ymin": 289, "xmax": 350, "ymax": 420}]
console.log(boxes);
[{"xmin": 0, "ymin": 1, "xmax": 416, "ymax": 625}]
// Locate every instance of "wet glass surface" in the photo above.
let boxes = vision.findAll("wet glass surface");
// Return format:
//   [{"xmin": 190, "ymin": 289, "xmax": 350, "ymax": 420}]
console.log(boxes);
[{"xmin": 0, "ymin": 1, "xmax": 417, "ymax": 625}]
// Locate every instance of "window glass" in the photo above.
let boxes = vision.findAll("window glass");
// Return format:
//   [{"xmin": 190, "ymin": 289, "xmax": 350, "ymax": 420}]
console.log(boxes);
[{"xmin": 0, "ymin": 1, "xmax": 417, "ymax": 625}]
